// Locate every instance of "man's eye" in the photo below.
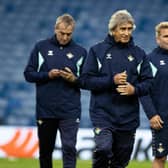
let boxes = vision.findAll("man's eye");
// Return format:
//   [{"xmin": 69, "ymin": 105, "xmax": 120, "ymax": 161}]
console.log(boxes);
[
  {"xmin": 120, "ymin": 28, "xmax": 126, "ymax": 31},
  {"xmin": 60, "ymin": 32, "xmax": 72, "ymax": 36},
  {"xmin": 128, "ymin": 28, "xmax": 133, "ymax": 31},
  {"xmin": 163, "ymin": 35, "xmax": 168, "ymax": 38}
]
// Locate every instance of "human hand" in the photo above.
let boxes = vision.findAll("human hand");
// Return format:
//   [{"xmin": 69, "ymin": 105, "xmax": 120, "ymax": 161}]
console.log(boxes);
[
  {"xmin": 48, "ymin": 69, "xmax": 60, "ymax": 79},
  {"xmin": 116, "ymin": 82, "xmax": 135, "ymax": 95},
  {"xmin": 114, "ymin": 70, "xmax": 127, "ymax": 85},
  {"xmin": 150, "ymin": 115, "xmax": 164, "ymax": 130},
  {"xmin": 59, "ymin": 67, "xmax": 77, "ymax": 82}
]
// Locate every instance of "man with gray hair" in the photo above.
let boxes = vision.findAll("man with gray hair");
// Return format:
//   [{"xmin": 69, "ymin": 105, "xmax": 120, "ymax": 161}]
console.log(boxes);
[
  {"xmin": 141, "ymin": 22, "xmax": 168, "ymax": 168},
  {"xmin": 80, "ymin": 9, "xmax": 153, "ymax": 168},
  {"xmin": 24, "ymin": 13, "xmax": 87, "ymax": 168}
]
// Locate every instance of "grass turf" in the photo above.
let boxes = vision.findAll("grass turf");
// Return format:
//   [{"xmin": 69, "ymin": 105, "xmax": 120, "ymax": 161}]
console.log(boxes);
[{"xmin": 0, "ymin": 158, "xmax": 152, "ymax": 168}]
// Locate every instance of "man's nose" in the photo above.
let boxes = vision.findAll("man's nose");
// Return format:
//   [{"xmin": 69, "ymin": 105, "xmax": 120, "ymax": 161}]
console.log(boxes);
[
  {"xmin": 63, "ymin": 34, "xmax": 68, "ymax": 40},
  {"xmin": 124, "ymin": 30, "xmax": 130, "ymax": 35},
  {"xmin": 124, "ymin": 29, "xmax": 132, "ymax": 36}
]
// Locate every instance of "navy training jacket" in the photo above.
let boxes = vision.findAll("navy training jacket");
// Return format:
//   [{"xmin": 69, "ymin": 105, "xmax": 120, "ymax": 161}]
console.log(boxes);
[
  {"xmin": 141, "ymin": 47, "xmax": 168, "ymax": 126},
  {"xmin": 24, "ymin": 35, "xmax": 87, "ymax": 119},
  {"xmin": 80, "ymin": 34, "xmax": 153, "ymax": 131}
]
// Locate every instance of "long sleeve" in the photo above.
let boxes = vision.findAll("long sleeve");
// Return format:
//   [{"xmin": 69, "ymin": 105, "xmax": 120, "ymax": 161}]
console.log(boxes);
[
  {"xmin": 78, "ymin": 47, "xmax": 114, "ymax": 91},
  {"xmin": 140, "ymin": 57, "xmax": 158, "ymax": 119},
  {"xmin": 140, "ymin": 94, "xmax": 158, "ymax": 119},
  {"xmin": 134, "ymin": 54, "xmax": 154, "ymax": 96},
  {"xmin": 24, "ymin": 45, "xmax": 50, "ymax": 83}
]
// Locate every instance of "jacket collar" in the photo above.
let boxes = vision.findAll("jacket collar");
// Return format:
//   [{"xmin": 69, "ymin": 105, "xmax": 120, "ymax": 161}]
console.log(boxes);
[
  {"xmin": 104, "ymin": 34, "xmax": 134, "ymax": 48},
  {"xmin": 155, "ymin": 46, "xmax": 168, "ymax": 55},
  {"xmin": 50, "ymin": 35, "xmax": 74, "ymax": 47}
]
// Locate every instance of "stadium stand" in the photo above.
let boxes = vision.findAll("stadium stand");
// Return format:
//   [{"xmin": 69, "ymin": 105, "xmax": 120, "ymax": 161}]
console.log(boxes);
[{"xmin": 0, "ymin": 0, "xmax": 168, "ymax": 128}]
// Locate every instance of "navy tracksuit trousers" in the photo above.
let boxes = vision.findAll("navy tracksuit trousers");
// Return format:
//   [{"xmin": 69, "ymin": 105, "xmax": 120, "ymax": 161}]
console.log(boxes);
[
  {"xmin": 92, "ymin": 128, "xmax": 135, "ymax": 168},
  {"xmin": 37, "ymin": 118, "xmax": 79, "ymax": 168}
]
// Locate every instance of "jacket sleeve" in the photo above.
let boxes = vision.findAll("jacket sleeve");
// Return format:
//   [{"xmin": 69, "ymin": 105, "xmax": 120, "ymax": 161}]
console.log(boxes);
[
  {"xmin": 78, "ymin": 47, "xmax": 114, "ymax": 91},
  {"xmin": 73, "ymin": 49, "xmax": 87, "ymax": 87},
  {"xmin": 24, "ymin": 44, "xmax": 50, "ymax": 83},
  {"xmin": 134, "ymin": 53, "xmax": 154, "ymax": 96},
  {"xmin": 76, "ymin": 49, "xmax": 87, "ymax": 76},
  {"xmin": 140, "ymin": 60, "xmax": 158, "ymax": 119},
  {"xmin": 140, "ymin": 94, "xmax": 158, "ymax": 120}
]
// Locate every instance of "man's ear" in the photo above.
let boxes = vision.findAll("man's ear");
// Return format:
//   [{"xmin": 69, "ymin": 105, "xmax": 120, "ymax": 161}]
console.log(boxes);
[{"xmin": 156, "ymin": 37, "xmax": 160, "ymax": 45}]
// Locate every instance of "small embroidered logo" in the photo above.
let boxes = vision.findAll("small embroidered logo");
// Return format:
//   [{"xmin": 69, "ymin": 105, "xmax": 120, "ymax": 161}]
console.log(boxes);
[
  {"xmin": 106, "ymin": 53, "xmax": 112, "ymax": 59},
  {"xmin": 160, "ymin": 60, "xmax": 166, "ymax": 65},
  {"xmin": 157, "ymin": 143, "xmax": 165, "ymax": 153},
  {"xmin": 94, "ymin": 128, "xmax": 101, "ymax": 135},
  {"xmin": 48, "ymin": 50, "xmax": 53, "ymax": 56},
  {"xmin": 128, "ymin": 55, "xmax": 134, "ymax": 61},
  {"xmin": 66, "ymin": 52, "xmax": 74, "ymax": 59}
]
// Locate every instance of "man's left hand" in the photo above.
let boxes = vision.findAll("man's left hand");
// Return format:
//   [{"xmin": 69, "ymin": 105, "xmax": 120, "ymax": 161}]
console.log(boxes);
[
  {"xmin": 60, "ymin": 67, "xmax": 77, "ymax": 82},
  {"xmin": 116, "ymin": 82, "xmax": 135, "ymax": 95}
]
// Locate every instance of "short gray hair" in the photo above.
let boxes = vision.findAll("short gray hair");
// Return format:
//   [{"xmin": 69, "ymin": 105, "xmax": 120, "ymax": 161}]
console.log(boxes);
[
  {"xmin": 55, "ymin": 13, "xmax": 75, "ymax": 30},
  {"xmin": 108, "ymin": 9, "xmax": 136, "ymax": 35},
  {"xmin": 155, "ymin": 22, "xmax": 168, "ymax": 37}
]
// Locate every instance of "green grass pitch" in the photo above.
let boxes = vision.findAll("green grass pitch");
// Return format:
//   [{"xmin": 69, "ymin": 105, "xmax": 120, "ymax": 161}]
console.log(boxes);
[{"xmin": 0, "ymin": 158, "xmax": 152, "ymax": 168}]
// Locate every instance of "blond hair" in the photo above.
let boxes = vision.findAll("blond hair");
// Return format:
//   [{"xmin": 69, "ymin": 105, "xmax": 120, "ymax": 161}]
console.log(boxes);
[
  {"xmin": 155, "ymin": 22, "xmax": 168, "ymax": 37},
  {"xmin": 108, "ymin": 9, "xmax": 136, "ymax": 35},
  {"xmin": 55, "ymin": 14, "xmax": 75, "ymax": 30}
]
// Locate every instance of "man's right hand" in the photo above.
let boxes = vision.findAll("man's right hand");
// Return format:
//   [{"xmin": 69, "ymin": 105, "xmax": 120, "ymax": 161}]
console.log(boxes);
[
  {"xmin": 150, "ymin": 115, "xmax": 164, "ymax": 130},
  {"xmin": 48, "ymin": 69, "xmax": 60, "ymax": 79},
  {"xmin": 114, "ymin": 70, "xmax": 127, "ymax": 85}
]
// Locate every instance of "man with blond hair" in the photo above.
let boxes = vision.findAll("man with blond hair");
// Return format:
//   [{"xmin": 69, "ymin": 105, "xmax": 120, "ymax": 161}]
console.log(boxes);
[
  {"xmin": 80, "ymin": 9, "xmax": 153, "ymax": 168},
  {"xmin": 24, "ymin": 14, "xmax": 87, "ymax": 168},
  {"xmin": 141, "ymin": 22, "xmax": 168, "ymax": 168}
]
